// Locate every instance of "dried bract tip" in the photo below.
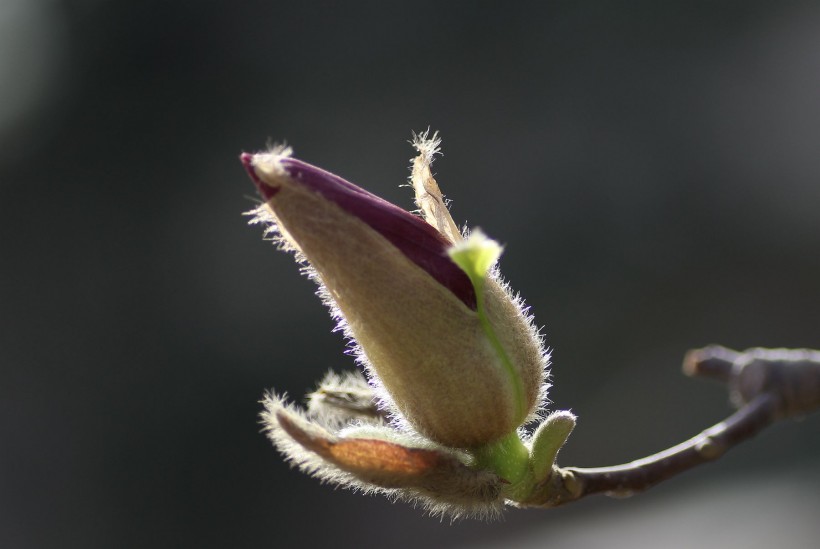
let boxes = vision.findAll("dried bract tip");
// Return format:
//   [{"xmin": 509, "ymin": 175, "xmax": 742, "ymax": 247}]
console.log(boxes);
[{"xmin": 410, "ymin": 130, "xmax": 462, "ymax": 244}]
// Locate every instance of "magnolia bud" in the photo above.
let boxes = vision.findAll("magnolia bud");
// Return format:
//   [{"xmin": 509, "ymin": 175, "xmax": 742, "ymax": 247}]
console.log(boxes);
[{"xmin": 242, "ymin": 143, "xmax": 547, "ymax": 448}]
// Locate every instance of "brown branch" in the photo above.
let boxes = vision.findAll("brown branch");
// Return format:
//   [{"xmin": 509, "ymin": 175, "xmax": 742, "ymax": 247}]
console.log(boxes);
[
  {"xmin": 524, "ymin": 345, "xmax": 820, "ymax": 508},
  {"xmin": 565, "ymin": 392, "xmax": 778, "ymax": 498}
]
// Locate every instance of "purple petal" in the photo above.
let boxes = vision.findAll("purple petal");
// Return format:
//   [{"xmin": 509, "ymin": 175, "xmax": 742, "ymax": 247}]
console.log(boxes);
[{"xmin": 242, "ymin": 153, "xmax": 476, "ymax": 309}]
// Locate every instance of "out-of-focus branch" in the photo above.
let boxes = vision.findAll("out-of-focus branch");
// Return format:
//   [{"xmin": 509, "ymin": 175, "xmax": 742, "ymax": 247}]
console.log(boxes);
[
  {"xmin": 524, "ymin": 345, "xmax": 820, "ymax": 508},
  {"xmin": 684, "ymin": 345, "xmax": 820, "ymax": 418}
]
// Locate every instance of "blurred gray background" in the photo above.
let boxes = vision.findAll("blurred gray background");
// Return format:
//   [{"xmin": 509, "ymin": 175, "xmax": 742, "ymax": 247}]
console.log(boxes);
[{"xmin": 1, "ymin": 1, "xmax": 819, "ymax": 548}]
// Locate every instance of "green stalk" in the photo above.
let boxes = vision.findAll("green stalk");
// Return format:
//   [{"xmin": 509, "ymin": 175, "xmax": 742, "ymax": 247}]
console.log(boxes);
[
  {"xmin": 448, "ymin": 233, "xmax": 526, "ymax": 422},
  {"xmin": 473, "ymin": 282, "xmax": 526, "ymax": 422},
  {"xmin": 472, "ymin": 431, "xmax": 534, "ymax": 501}
]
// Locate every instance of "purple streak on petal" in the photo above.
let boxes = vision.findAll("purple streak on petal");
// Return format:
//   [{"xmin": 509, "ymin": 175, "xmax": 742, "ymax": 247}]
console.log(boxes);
[{"xmin": 242, "ymin": 153, "xmax": 476, "ymax": 309}]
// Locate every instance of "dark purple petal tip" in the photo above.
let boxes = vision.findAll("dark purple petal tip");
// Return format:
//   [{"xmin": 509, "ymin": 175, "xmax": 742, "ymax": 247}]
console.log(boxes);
[{"xmin": 242, "ymin": 152, "xmax": 476, "ymax": 309}]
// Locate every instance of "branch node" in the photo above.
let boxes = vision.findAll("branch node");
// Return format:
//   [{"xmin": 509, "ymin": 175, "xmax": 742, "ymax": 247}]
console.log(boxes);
[
  {"xmin": 694, "ymin": 435, "xmax": 724, "ymax": 460},
  {"xmin": 683, "ymin": 345, "xmax": 737, "ymax": 382}
]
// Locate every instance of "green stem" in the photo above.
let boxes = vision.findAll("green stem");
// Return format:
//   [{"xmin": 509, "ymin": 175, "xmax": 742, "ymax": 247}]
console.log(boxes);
[
  {"xmin": 473, "ymin": 432, "xmax": 534, "ymax": 500},
  {"xmin": 447, "ymin": 234, "xmax": 526, "ymax": 423},
  {"xmin": 474, "ymin": 281, "xmax": 526, "ymax": 422}
]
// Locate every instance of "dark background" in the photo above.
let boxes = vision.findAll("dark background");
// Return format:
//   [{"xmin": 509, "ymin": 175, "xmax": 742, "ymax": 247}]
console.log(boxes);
[{"xmin": 2, "ymin": 1, "xmax": 819, "ymax": 547}]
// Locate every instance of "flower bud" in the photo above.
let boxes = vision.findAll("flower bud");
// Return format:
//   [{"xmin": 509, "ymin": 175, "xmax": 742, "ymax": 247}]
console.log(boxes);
[{"xmin": 243, "ymin": 142, "xmax": 547, "ymax": 448}]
